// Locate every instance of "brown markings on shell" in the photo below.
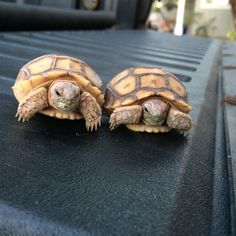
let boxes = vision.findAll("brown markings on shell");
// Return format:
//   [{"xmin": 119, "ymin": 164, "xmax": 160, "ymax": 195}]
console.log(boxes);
[
  {"xmin": 104, "ymin": 68, "xmax": 134, "ymax": 111},
  {"xmin": 133, "ymin": 67, "xmax": 165, "ymax": 75},
  {"xmin": 104, "ymin": 67, "xmax": 192, "ymax": 113},
  {"xmin": 139, "ymin": 74, "xmax": 167, "ymax": 89},
  {"xmin": 83, "ymin": 64, "xmax": 102, "ymax": 89},
  {"xmin": 14, "ymin": 54, "xmax": 103, "ymax": 91},
  {"xmin": 13, "ymin": 54, "xmax": 104, "ymax": 119},
  {"xmin": 16, "ymin": 54, "xmax": 102, "ymax": 88},
  {"xmin": 112, "ymin": 75, "xmax": 136, "ymax": 96},
  {"xmin": 51, "ymin": 56, "xmax": 57, "ymax": 70},
  {"xmin": 110, "ymin": 68, "xmax": 130, "ymax": 87},
  {"xmin": 166, "ymin": 73, "xmax": 188, "ymax": 100}
]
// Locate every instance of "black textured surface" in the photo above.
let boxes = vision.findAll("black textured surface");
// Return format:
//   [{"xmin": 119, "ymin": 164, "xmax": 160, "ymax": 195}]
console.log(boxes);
[
  {"xmin": 222, "ymin": 42, "xmax": 236, "ymax": 235},
  {"xmin": 0, "ymin": 2, "xmax": 115, "ymax": 31},
  {"xmin": 0, "ymin": 30, "xmax": 232, "ymax": 235}
]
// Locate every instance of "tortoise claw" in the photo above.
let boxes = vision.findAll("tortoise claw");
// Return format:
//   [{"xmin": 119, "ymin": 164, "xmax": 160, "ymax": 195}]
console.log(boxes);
[
  {"xmin": 86, "ymin": 116, "xmax": 101, "ymax": 132},
  {"xmin": 16, "ymin": 110, "xmax": 30, "ymax": 123},
  {"xmin": 109, "ymin": 113, "xmax": 119, "ymax": 131},
  {"xmin": 166, "ymin": 108, "xmax": 192, "ymax": 133}
]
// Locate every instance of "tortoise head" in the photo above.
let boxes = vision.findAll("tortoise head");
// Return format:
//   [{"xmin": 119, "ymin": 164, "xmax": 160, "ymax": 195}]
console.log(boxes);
[
  {"xmin": 142, "ymin": 98, "xmax": 169, "ymax": 126},
  {"xmin": 48, "ymin": 80, "xmax": 81, "ymax": 112}
]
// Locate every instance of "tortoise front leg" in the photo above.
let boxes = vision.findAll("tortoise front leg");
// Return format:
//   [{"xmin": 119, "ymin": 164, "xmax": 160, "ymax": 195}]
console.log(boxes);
[
  {"xmin": 16, "ymin": 87, "xmax": 48, "ymax": 122},
  {"xmin": 78, "ymin": 91, "xmax": 102, "ymax": 132},
  {"xmin": 223, "ymin": 95, "xmax": 236, "ymax": 105},
  {"xmin": 166, "ymin": 107, "xmax": 192, "ymax": 132},
  {"xmin": 109, "ymin": 105, "xmax": 142, "ymax": 130}
]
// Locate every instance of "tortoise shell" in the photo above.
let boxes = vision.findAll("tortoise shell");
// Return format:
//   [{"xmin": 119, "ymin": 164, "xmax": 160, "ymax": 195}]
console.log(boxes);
[
  {"xmin": 12, "ymin": 54, "xmax": 104, "ymax": 120},
  {"xmin": 104, "ymin": 67, "xmax": 192, "ymax": 113}
]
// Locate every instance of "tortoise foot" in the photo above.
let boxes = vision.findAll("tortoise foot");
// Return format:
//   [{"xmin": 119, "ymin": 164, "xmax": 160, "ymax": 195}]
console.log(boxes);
[
  {"xmin": 16, "ymin": 87, "xmax": 48, "ymax": 122},
  {"xmin": 166, "ymin": 108, "xmax": 192, "ymax": 132},
  {"xmin": 79, "ymin": 91, "xmax": 102, "ymax": 132},
  {"xmin": 109, "ymin": 105, "xmax": 142, "ymax": 130},
  {"xmin": 85, "ymin": 116, "xmax": 101, "ymax": 132}
]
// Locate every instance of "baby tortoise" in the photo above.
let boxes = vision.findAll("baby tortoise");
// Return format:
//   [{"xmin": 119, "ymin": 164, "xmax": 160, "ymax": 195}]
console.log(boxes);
[
  {"xmin": 12, "ymin": 54, "xmax": 104, "ymax": 131},
  {"xmin": 104, "ymin": 67, "xmax": 192, "ymax": 133}
]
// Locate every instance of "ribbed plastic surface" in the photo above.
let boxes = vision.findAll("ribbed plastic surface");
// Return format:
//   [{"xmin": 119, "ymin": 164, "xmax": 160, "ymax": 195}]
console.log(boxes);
[{"xmin": 0, "ymin": 30, "xmax": 232, "ymax": 236}]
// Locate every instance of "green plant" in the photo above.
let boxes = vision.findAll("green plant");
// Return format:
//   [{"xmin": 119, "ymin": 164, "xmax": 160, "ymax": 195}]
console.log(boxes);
[
  {"xmin": 227, "ymin": 30, "xmax": 236, "ymax": 40},
  {"xmin": 151, "ymin": 0, "xmax": 177, "ymax": 13},
  {"xmin": 195, "ymin": 17, "xmax": 217, "ymax": 37},
  {"xmin": 164, "ymin": 0, "xmax": 177, "ymax": 11},
  {"xmin": 184, "ymin": 12, "xmax": 202, "ymax": 26}
]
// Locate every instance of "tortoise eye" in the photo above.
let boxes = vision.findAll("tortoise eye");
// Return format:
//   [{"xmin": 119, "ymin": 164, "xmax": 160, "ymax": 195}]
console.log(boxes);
[
  {"xmin": 55, "ymin": 90, "xmax": 61, "ymax": 96},
  {"xmin": 144, "ymin": 107, "xmax": 149, "ymax": 112}
]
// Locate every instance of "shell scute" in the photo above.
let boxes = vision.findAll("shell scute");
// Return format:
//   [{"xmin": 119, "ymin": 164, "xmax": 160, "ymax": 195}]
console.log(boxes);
[
  {"xmin": 112, "ymin": 76, "xmax": 136, "ymax": 96},
  {"xmin": 83, "ymin": 65, "xmax": 102, "ymax": 89},
  {"xmin": 13, "ymin": 54, "xmax": 104, "ymax": 120},
  {"xmin": 140, "ymin": 74, "xmax": 166, "ymax": 89},
  {"xmin": 104, "ymin": 67, "xmax": 191, "ymax": 113},
  {"xmin": 167, "ymin": 75, "xmax": 186, "ymax": 98},
  {"xmin": 133, "ymin": 67, "xmax": 165, "ymax": 75},
  {"xmin": 27, "ymin": 56, "xmax": 54, "ymax": 75},
  {"xmin": 110, "ymin": 69, "xmax": 130, "ymax": 86},
  {"xmin": 69, "ymin": 60, "xmax": 83, "ymax": 73}
]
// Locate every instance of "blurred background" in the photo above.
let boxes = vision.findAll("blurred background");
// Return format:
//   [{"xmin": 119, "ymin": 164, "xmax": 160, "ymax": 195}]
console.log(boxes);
[
  {"xmin": 0, "ymin": 0, "xmax": 235, "ymax": 40},
  {"xmin": 147, "ymin": 0, "xmax": 236, "ymax": 40}
]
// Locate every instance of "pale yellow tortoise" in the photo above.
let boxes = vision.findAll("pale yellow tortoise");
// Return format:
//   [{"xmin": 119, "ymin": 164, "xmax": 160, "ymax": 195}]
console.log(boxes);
[
  {"xmin": 104, "ymin": 67, "xmax": 192, "ymax": 133},
  {"xmin": 12, "ymin": 54, "xmax": 104, "ymax": 131}
]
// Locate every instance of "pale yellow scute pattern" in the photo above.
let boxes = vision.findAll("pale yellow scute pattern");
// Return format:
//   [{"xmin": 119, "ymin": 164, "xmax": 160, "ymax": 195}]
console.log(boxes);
[
  {"xmin": 40, "ymin": 108, "xmax": 83, "ymax": 120},
  {"xmin": 12, "ymin": 83, "xmax": 24, "ymax": 102},
  {"xmin": 135, "ymin": 90, "xmax": 154, "ymax": 100},
  {"xmin": 140, "ymin": 74, "xmax": 166, "ymax": 89},
  {"xmin": 55, "ymin": 58, "xmax": 70, "ymax": 71},
  {"xmin": 69, "ymin": 60, "xmax": 82, "ymax": 72},
  {"xmin": 45, "ymin": 70, "xmax": 68, "ymax": 80},
  {"xmin": 30, "ymin": 75, "xmax": 46, "ymax": 88},
  {"xmin": 72, "ymin": 73, "xmax": 90, "ymax": 88},
  {"xmin": 171, "ymin": 100, "xmax": 192, "ymax": 113},
  {"xmin": 111, "ymin": 98, "xmax": 121, "ymax": 109},
  {"xmin": 27, "ymin": 56, "xmax": 53, "ymax": 75},
  {"xmin": 15, "ymin": 69, "xmax": 28, "ymax": 82},
  {"xmin": 104, "ymin": 67, "xmax": 191, "ymax": 113},
  {"xmin": 112, "ymin": 76, "xmax": 136, "ymax": 95},
  {"xmin": 168, "ymin": 75, "xmax": 186, "ymax": 98},
  {"xmin": 110, "ymin": 69, "xmax": 129, "ymax": 86},
  {"xmin": 126, "ymin": 124, "xmax": 171, "ymax": 133},
  {"xmin": 20, "ymin": 80, "xmax": 33, "ymax": 96},
  {"xmin": 14, "ymin": 54, "xmax": 103, "ymax": 102},
  {"xmin": 120, "ymin": 96, "xmax": 137, "ymax": 107},
  {"xmin": 13, "ymin": 54, "xmax": 104, "ymax": 119},
  {"xmin": 84, "ymin": 65, "xmax": 102, "ymax": 89},
  {"xmin": 96, "ymin": 94, "xmax": 105, "ymax": 107},
  {"xmin": 158, "ymin": 90, "xmax": 176, "ymax": 101},
  {"xmin": 133, "ymin": 68, "xmax": 165, "ymax": 75}
]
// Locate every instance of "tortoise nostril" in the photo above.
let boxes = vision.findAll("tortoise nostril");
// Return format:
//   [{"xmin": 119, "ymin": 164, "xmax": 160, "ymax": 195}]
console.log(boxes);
[{"xmin": 55, "ymin": 90, "xmax": 61, "ymax": 96}]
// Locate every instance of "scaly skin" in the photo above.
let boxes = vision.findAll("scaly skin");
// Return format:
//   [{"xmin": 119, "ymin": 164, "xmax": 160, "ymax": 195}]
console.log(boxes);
[
  {"xmin": 223, "ymin": 95, "xmax": 236, "ymax": 105},
  {"xmin": 16, "ymin": 87, "xmax": 48, "ymax": 122},
  {"xmin": 109, "ymin": 99, "xmax": 192, "ymax": 133},
  {"xmin": 16, "ymin": 81, "xmax": 102, "ymax": 132},
  {"xmin": 109, "ymin": 105, "xmax": 142, "ymax": 130},
  {"xmin": 166, "ymin": 107, "xmax": 192, "ymax": 132},
  {"xmin": 78, "ymin": 91, "xmax": 102, "ymax": 132}
]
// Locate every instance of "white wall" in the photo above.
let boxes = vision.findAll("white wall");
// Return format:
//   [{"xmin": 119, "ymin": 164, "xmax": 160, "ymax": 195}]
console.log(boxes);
[{"xmin": 190, "ymin": 0, "xmax": 235, "ymax": 38}]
